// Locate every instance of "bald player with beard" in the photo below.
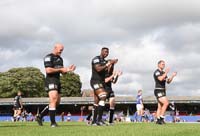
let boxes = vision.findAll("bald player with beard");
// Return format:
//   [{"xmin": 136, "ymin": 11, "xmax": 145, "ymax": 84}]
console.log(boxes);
[{"xmin": 36, "ymin": 43, "xmax": 76, "ymax": 127}]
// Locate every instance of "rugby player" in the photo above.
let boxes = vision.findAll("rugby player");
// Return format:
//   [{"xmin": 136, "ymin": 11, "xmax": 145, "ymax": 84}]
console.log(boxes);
[
  {"xmin": 36, "ymin": 43, "xmax": 76, "ymax": 127},
  {"xmin": 136, "ymin": 90, "xmax": 144, "ymax": 122},
  {"xmin": 13, "ymin": 91, "xmax": 23, "ymax": 122},
  {"xmin": 169, "ymin": 101, "xmax": 176, "ymax": 123},
  {"xmin": 85, "ymin": 91, "xmax": 94, "ymax": 125},
  {"xmin": 104, "ymin": 60, "xmax": 122, "ymax": 125},
  {"xmin": 90, "ymin": 47, "xmax": 117, "ymax": 125},
  {"xmin": 153, "ymin": 60, "xmax": 177, "ymax": 125}
]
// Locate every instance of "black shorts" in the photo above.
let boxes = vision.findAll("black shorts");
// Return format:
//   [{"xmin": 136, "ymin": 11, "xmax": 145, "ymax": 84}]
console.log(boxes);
[
  {"xmin": 90, "ymin": 80, "xmax": 105, "ymax": 92},
  {"xmin": 105, "ymin": 86, "xmax": 115, "ymax": 98},
  {"xmin": 45, "ymin": 78, "xmax": 61, "ymax": 93},
  {"xmin": 154, "ymin": 89, "xmax": 166, "ymax": 99}
]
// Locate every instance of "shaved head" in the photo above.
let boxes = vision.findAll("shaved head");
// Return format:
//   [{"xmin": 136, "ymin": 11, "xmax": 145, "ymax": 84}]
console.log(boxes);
[
  {"xmin": 53, "ymin": 43, "xmax": 64, "ymax": 56},
  {"xmin": 54, "ymin": 43, "xmax": 64, "ymax": 49}
]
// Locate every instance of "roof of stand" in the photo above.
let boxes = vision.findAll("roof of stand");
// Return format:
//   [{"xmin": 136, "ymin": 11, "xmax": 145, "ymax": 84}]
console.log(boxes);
[{"xmin": 0, "ymin": 96, "xmax": 200, "ymax": 105}]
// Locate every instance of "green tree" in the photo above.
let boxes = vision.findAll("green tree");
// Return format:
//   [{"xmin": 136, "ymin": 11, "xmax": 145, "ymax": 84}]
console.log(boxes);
[
  {"xmin": 60, "ymin": 72, "xmax": 82, "ymax": 97},
  {"xmin": 0, "ymin": 67, "xmax": 46, "ymax": 98},
  {"xmin": 0, "ymin": 67, "xmax": 82, "ymax": 98}
]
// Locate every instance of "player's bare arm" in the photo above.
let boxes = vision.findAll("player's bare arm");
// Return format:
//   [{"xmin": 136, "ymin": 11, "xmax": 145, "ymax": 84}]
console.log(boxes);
[
  {"xmin": 112, "ymin": 70, "xmax": 122, "ymax": 84},
  {"xmin": 61, "ymin": 64, "xmax": 76, "ymax": 74},
  {"xmin": 158, "ymin": 67, "xmax": 170, "ymax": 81},
  {"xmin": 45, "ymin": 67, "xmax": 63, "ymax": 74},
  {"xmin": 94, "ymin": 59, "xmax": 117, "ymax": 72},
  {"xmin": 45, "ymin": 64, "xmax": 76, "ymax": 74},
  {"xmin": 105, "ymin": 74, "xmax": 115, "ymax": 83}
]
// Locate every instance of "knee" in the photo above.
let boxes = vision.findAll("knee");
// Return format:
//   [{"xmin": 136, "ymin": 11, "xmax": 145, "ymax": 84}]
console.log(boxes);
[
  {"xmin": 110, "ymin": 99, "xmax": 115, "ymax": 107},
  {"xmin": 164, "ymin": 101, "xmax": 169, "ymax": 107},
  {"xmin": 166, "ymin": 101, "xmax": 169, "ymax": 106}
]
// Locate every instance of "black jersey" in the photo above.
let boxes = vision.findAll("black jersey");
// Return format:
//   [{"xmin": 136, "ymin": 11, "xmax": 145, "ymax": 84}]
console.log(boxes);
[
  {"xmin": 91, "ymin": 56, "xmax": 107, "ymax": 82},
  {"xmin": 14, "ymin": 96, "xmax": 22, "ymax": 108},
  {"xmin": 44, "ymin": 53, "xmax": 64, "ymax": 80},
  {"xmin": 153, "ymin": 69, "xmax": 167, "ymax": 89}
]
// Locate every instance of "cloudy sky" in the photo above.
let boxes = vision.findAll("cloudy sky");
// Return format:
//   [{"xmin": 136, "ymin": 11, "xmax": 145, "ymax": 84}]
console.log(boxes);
[{"xmin": 0, "ymin": 0, "xmax": 200, "ymax": 96}]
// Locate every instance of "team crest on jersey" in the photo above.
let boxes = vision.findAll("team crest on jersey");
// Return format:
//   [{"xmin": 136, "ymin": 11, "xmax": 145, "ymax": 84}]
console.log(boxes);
[
  {"xmin": 102, "ymin": 60, "xmax": 106, "ymax": 64},
  {"xmin": 55, "ymin": 57, "xmax": 61, "ymax": 62},
  {"xmin": 44, "ymin": 57, "xmax": 51, "ymax": 62}
]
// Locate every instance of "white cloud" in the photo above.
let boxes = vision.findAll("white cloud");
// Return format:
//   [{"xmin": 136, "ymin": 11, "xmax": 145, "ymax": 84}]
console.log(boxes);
[{"xmin": 0, "ymin": 0, "xmax": 200, "ymax": 96}]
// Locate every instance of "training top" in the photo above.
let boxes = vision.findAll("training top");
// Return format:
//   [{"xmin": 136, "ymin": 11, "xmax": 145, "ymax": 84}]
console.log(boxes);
[
  {"xmin": 13, "ymin": 95, "xmax": 22, "ymax": 108},
  {"xmin": 153, "ymin": 69, "xmax": 167, "ymax": 89},
  {"xmin": 44, "ymin": 53, "xmax": 63, "ymax": 80},
  {"xmin": 136, "ymin": 95, "xmax": 142, "ymax": 104},
  {"xmin": 91, "ymin": 56, "xmax": 107, "ymax": 82}
]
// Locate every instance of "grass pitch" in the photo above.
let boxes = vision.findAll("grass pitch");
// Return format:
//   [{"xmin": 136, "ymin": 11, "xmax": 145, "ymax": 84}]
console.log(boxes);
[{"xmin": 0, "ymin": 122, "xmax": 199, "ymax": 136}]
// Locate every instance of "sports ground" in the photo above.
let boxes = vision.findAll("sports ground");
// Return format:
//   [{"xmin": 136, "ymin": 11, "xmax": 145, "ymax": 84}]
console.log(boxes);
[{"xmin": 0, "ymin": 122, "xmax": 199, "ymax": 136}]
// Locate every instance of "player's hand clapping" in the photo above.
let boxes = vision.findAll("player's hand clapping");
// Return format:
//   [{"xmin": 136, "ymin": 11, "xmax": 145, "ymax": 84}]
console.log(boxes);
[
  {"xmin": 106, "ymin": 59, "xmax": 118, "ymax": 67},
  {"xmin": 68, "ymin": 64, "xmax": 76, "ymax": 72},
  {"xmin": 61, "ymin": 64, "xmax": 76, "ymax": 74},
  {"xmin": 172, "ymin": 72, "xmax": 177, "ymax": 77}
]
